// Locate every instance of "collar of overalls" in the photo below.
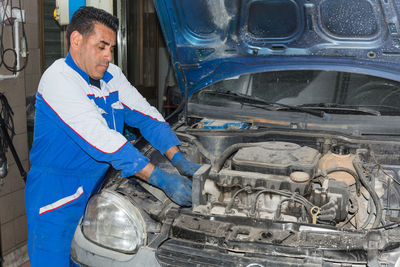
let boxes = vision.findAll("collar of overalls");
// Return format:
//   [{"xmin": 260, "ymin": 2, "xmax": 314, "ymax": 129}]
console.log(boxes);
[{"xmin": 65, "ymin": 52, "xmax": 113, "ymax": 85}]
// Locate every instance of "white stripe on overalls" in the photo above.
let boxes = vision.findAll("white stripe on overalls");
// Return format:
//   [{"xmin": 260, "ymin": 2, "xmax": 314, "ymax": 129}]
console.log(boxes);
[{"xmin": 39, "ymin": 186, "xmax": 84, "ymax": 215}]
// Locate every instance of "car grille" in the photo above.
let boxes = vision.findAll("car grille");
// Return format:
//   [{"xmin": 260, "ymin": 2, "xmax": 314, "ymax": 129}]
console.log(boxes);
[{"xmin": 156, "ymin": 239, "xmax": 321, "ymax": 267}]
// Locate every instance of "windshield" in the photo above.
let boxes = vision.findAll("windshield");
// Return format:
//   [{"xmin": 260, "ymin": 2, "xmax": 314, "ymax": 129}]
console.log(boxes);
[{"xmin": 192, "ymin": 70, "xmax": 400, "ymax": 115}]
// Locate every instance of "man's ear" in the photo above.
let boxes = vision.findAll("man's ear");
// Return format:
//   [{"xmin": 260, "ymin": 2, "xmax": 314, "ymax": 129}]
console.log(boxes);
[{"xmin": 70, "ymin": 31, "xmax": 83, "ymax": 50}]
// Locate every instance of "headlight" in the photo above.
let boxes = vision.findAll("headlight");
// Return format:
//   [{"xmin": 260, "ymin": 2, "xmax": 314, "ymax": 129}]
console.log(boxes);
[{"xmin": 82, "ymin": 190, "xmax": 147, "ymax": 253}]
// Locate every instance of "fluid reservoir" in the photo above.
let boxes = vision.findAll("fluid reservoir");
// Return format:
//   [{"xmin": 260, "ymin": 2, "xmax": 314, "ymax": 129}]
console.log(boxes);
[{"xmin": 318, "ymin": 145, "xmax": 356, "ymax": 186}]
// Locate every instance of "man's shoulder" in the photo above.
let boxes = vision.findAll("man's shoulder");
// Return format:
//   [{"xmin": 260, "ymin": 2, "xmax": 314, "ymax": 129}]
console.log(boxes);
[
  {"xmin": 43, "ymin": 58, "xmax": 84, "ymax": 82},
  {"xmin": 46, "ymin": 58, "xmax": 66, "ymax": 70},
  {"xmin": 39, "ymin": 58, "xmax": 82, "ymax": 91},
  {"xmin": 42, "ymin": 58, "xmax": 68, "ymax": 78}
]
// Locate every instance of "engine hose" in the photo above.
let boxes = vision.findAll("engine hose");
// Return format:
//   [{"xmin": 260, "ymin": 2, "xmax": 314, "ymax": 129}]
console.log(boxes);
[
  {"xmin": 175, "ymin": 132, "xmax": 214, "ymax": 163},
  {"xmin": 313, "ymin": 167, "xmax": 361, "ymax": 196},
  {"xmin": 361, "ymin": 169, "xmax": 376, "ymax": 229},
  {"xmin": 210, "ymin": 143, "xmax": 258, "ymax": 176},
  {"xmin": 353, "ymin": 159, "xmax": 383, "ymax": 228}
]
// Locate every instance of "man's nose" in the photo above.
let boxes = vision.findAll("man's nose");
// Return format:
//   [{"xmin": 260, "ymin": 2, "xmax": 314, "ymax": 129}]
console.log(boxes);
[{"xmin": 104, "ymin": 48, "xmax": 113, "ymax": 62}]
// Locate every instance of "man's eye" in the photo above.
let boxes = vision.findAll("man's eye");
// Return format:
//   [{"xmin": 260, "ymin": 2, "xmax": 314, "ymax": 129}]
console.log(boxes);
[{"xmin": 99, "ymin": 46, "xmax": 105, "ymax": 50}]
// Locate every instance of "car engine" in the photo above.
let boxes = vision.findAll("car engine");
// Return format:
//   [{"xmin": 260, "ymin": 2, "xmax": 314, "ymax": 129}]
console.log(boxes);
[{"xmin": 173, "ymin": 120, "xmax": 400, "ymax": 230}]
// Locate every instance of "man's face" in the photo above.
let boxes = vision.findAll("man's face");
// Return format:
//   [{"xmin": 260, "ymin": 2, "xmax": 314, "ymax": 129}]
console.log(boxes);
[{"xmin": 77, "ymin": 23, "xmax": 116, "ymax": 80}]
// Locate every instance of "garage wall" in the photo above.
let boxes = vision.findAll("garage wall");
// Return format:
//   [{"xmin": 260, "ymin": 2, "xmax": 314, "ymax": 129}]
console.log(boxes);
[{"xmin": 0, "ymin": 0, "xmax": 40, "ymax": 264}]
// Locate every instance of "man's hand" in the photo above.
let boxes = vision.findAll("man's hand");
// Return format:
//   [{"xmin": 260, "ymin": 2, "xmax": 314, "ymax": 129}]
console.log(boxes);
[
  {"xmin": 171, "ymin": 151, "xmax": 202, "ymax": 177},
  {"xmin": 148, "ymin": 166, "xmax": 192, "ymax": 206}
]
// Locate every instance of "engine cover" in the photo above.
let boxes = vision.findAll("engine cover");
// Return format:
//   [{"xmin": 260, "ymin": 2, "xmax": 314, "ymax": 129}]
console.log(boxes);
[{"xmin": 232, "ymin": 142, "xmax": 321, "ymax": 176}]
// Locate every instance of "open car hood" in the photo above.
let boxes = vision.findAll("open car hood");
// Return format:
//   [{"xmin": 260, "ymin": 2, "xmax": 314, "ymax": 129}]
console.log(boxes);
[{"xmin": 153, "ymin": 0, "xmax": 400, "ymax": 96}]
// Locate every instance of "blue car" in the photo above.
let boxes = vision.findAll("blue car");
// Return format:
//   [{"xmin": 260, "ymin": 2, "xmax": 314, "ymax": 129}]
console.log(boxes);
[{"xmin": 71, "ymin": 0, "xmax": 400, "ymax": 266}]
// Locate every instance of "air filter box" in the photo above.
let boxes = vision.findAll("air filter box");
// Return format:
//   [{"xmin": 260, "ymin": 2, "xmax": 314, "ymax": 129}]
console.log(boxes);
[{"xmin": 232, "ymin": 141, "xmax": 320, "ymax": 176}]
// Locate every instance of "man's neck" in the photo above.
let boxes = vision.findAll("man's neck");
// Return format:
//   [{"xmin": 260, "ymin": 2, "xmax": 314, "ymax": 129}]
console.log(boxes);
[{"xmin": 89, "ymin": 77, "xmax": 101, "ymax": 89}]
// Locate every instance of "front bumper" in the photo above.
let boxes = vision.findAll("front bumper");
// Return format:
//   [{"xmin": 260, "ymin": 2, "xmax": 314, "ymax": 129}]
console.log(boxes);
[
  {"xmin": 70, "ymin": 221, "xmax": 161, "ymax": 267},
  {"xmin": 71, "ymin": 211, "xmax": 400, "ymax": 267}
]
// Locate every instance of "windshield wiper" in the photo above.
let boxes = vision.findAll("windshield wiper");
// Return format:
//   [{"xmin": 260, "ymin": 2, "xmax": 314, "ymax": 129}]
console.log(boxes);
[
  {"xmin": 204, "ymin": 91, "xmax": 325, "ymax": 118},
  {"xmin": 298, "ymin": 103, "xmax": 381, "ymax": 116}
]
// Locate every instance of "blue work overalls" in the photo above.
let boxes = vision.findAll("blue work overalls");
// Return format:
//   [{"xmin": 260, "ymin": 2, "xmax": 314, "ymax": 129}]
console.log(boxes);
[{"xmin": 25, "ymin": 53, "xmax": 180, "ymax": 266}]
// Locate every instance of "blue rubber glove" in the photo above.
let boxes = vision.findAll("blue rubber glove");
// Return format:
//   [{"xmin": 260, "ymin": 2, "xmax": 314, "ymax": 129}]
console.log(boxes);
[
  {"xmin": 148, "ymin": 166, "xmax": 192, "ymax": 206},
  {"xmin": 171, "ymin": 152, "xmax": 202, "ymax": 177}
]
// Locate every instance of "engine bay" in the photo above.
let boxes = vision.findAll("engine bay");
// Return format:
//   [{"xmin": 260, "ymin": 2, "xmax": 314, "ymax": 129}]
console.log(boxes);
[{"xmin": 175, "ymin": 119, "xmax": 400, "ymax": 230}]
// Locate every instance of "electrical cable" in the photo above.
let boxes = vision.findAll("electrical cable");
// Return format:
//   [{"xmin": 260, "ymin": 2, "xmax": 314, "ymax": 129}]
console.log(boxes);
[
  {"xmin": 0, "ymin": 0, "xmax": 10, "ymax": 69},
  {"xmin": 0, "ymin": 0, "xmax": 9, "ymax": 68},
  {"xmin": 0, "ymin": 0, "xmax": 29, "ymax": 73},
  {"xmin": 2, "ymin": 48, "xmax": 16, "ymax": 72},
  {"xmin": 370, "ymin": 152, "xmax": 400, "ymax": 186},
  {"xmin": 360, "ymin": 162, "xmax": 377, "ymax": 229},
  {"xmin": 371, "ymin": 222, "xmax": 400, "ymax": 230},
  {"xmin": 12, "ymin": 0, "xmax": 29, "ymax": 72},
  {"xmin": 353, "ymin": 158, "xmax": 383, "ymax": 228}
]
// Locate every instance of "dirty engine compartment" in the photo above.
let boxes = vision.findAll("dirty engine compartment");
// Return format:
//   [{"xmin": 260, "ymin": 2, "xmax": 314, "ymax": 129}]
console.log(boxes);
[
  {"xmin": 148, "ymin": 120, "xmax": 397, "ymax": 265},
  {"xmin": 168, "ymin": 120, "xmax": 400, "ymax": 232},
  {"xmin": 98, "ymin": 118, "xmax": 400, "ymax": 266}
]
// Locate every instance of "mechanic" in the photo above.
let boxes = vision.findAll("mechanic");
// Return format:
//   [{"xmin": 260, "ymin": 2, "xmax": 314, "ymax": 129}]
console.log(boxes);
[{"xmin": 25, "ymin": 6, "xmax": 201, "ymax": 267}]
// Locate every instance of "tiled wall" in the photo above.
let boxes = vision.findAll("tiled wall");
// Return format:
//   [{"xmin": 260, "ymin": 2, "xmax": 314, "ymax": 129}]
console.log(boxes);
[{"xmin": 0, "ymin": 0, "xmax": 40, "ymax": 261}]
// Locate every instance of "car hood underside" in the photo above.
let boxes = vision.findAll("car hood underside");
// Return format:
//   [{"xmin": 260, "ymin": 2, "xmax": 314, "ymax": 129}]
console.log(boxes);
[{"xmin": 153, "ymin": 0, "xmax": 400, "ymax": 96}]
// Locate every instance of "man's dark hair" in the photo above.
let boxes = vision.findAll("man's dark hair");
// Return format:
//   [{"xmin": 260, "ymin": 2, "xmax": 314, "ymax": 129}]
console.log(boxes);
[{"xmin": 66, "ymin": 6, "xmax": 119, "ymax": 49}]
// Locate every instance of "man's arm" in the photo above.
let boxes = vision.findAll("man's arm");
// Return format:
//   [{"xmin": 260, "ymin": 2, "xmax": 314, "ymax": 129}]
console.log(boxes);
[
  {"xmin": 39, "ymin": 74, "xmax": 193, "ymax": 206},
  {"xmin": 164, "ymin": 146, "xmax": 180, "ymax": 161},
  {"xmin": 112, "ymin": 66, "xmax": 201, "ymax": 177},
  {"xmin": 38, "ymin": 63, "xmax": 194, "ymax": 206},
  {"xmin": 134, "ymin": 162, "xmax": 154, "ymax": 180},
  {"xmin": 37, "ymin": 67, "xmax": 151, "ymax": 177},
  {"xmin": 109, "ymin": 64, "xmax": 181, "ymax": 155}
]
